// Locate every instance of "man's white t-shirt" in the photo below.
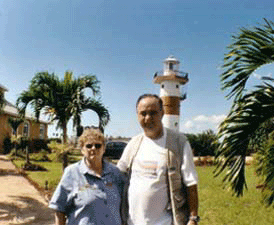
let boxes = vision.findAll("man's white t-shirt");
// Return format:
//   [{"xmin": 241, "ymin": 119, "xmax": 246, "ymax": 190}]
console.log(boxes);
[
  {"xmin": 119, "ymin": 128, "xmax": 198, "ymax": 225},
  {"xmin": 128, "ymin": 130, "xmax": 172, "ymax": 225}
]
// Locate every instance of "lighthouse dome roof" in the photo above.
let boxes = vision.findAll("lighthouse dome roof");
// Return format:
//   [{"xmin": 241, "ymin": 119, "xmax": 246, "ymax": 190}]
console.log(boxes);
[{"xmin": 164, "ymin": 55, "xmax": 180, "ymax": 64}]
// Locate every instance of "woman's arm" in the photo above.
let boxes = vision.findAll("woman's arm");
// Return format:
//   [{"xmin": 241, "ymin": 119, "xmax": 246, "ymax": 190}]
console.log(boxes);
[{"xmin": 54, "ymin": 211, "xmax": 66, "ymax": 225}]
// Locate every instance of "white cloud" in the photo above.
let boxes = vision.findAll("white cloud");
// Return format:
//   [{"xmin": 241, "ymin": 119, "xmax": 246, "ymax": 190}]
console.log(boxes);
[
  {"xmin": 193, "ymin": 115, "xmax": 208, "ymax": 122},
  {"xmin": 184, "ymin": 120, "xmax": 194, "ymax": 129},
  {"xmin": 181, "ymin": 114, "xmax": 226, "ymax": 134}
]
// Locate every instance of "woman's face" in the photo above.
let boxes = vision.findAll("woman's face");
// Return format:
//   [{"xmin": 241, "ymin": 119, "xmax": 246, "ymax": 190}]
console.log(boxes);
[{"xmin": 81, "ymin": 137, "xmax": 105, "ymax": 164}]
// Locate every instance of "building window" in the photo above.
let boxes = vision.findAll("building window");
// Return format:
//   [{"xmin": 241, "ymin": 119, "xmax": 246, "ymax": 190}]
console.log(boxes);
[
  {"xmin": 23, "ymin": 122, "xmax": 30, "ymax": 137},
  {"xmin": 40, "ymin": 124, "xmax": 45, "ymax": 139}
]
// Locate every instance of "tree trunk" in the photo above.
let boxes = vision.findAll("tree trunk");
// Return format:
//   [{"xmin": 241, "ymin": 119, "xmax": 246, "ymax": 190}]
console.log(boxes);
[
  {"xmin": 62, "ymin": 151, "xmax": 68, "ymax": 171},
  {"xmin": 14, "ymin": 143, "xmax": 17, "ymax": 157},
  {"xmin": 26, "ymin": 146, "xmax": 30, "ymax": 164},
  {"xmin": 62, "ymin": 123, "xmax": 68, "ymax": 144}
]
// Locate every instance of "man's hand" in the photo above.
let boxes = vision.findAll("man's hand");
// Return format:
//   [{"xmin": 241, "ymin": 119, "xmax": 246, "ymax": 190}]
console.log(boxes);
[
  {"xmin": 54, "ymin": 211, "xmax": 66, "ymax": 225},
  {"xmin": 187, "ymin": 220, "xmax": 198, "ymax": 225},
  {"xmin": 186, "ymin": 185, "xmax": 199, "ymax": 225}
]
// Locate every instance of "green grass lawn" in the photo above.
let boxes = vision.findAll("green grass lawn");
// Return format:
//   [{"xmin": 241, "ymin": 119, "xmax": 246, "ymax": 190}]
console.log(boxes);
[
  {"xmin": 13, "ymin": 159, "xmax": 63, "ymax": 191},
  {"xmin": 198, "ymin": 166, "xmax": 274, "ymax": 225},
  {"xmin": 12, "ymin": 157, "xmax": 274, "ymax": 224}
]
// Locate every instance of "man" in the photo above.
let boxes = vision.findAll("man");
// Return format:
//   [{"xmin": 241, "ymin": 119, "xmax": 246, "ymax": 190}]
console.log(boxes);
[{"xmin": 118, "ymin": 94, "xmax": 199, "ymax": 225}]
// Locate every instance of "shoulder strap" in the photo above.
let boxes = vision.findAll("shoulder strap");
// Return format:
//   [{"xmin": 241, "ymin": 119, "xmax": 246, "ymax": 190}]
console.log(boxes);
[
  {"xmin": 165, "ymin": 128, "xmax": 190, "ymax": 225},
  {"xmin": 127, "ymin": 134, "xmax": 144, "ymax": 173},
  {"xmin": 166, "ymin": 128, "xmax": 187, "ymax": 163}
]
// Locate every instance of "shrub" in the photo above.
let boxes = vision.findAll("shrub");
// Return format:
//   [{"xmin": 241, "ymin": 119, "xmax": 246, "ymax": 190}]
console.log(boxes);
[
  {"xmin": 29, "ymin": 139, "xmax": 51, "ymax": 153},
  {"xmin": 8, "ymin": 149, "xmax": 25, "ymax": 159},
  {"xmin": 31, "ymin": 150, "xmax": 51, "ymax": 162},
  {"xmin": 186, "ymin": 129, "xmax": 219, "ymax": 156},
  {"xmin": 22, "ymin": 162, "xmax": 47, "ymax": 171},
  {"xmin": 48, "ymin": 141, "xmax": 73, "ymax": 162},
  {"xmin": 3, "ymin": 137, "xmax": 12, "ymax": 154}
]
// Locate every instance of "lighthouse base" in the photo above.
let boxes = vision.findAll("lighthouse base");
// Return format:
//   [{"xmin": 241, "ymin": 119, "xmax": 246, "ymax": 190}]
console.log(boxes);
[{"xmin": 162, "ymin": 115, "xmax": 179, "ymax": 132}]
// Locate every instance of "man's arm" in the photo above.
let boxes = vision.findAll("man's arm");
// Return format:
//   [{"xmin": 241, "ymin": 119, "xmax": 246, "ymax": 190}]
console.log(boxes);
[
  {"xmin": 186, "ymin": 184, "xmax": 199, "ymax": 225},
  {"xmin": 54, "ymin": 211, "xmax": 66, "ymax": 225},
  {"xmin": 180, "ymin": 140, "xmax": 199, "ymax": 224}
]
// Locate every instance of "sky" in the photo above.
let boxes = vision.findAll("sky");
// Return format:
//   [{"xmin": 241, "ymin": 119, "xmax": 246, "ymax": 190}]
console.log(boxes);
[{"xmin": 1, "ymin": 0, "xmax": 274, "ymax": 138}]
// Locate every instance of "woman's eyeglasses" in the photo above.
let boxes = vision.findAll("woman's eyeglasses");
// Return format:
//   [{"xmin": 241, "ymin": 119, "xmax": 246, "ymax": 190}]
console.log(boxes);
[{"xmin": 85, "ymin": 143, "xmax": 102, "ymax": 149}]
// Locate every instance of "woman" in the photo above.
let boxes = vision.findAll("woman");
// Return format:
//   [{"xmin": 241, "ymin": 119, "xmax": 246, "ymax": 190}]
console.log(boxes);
[{"xmin": 49, "ymin": 128, "xmax": 125, "ymax": 225}]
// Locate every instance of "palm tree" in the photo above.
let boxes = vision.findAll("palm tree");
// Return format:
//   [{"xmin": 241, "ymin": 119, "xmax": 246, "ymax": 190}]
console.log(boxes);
[
  {"xmin": 216, "ymin": 19, "xmax": 274, "ymax": 201},
  {"xmin": 17, "ymin": 71, "xmax": 110, "ymax": 143},
  {"xmin": 8, "ymin": 117, "xmax": 24, "ymax": 135},
  {"xmin": 8, "ymin": 117, "xmax": 24, "ymax": 156}
]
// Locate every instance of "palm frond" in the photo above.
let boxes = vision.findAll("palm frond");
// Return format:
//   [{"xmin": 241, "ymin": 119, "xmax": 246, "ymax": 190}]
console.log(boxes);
[
  {"xmin": 216, "ymin": 79, "xmax": 274, "ymax": 196},
  {"xmin": 8, "ymin": 117, "xmax": 24, "ymax": 134},
  {"xmin": 82, "ymin": 98, "xmax": 110, "ymax": 131},
  {"xmin": 221, "ymin": 19, "xmax": 274, "ymax": 100}
]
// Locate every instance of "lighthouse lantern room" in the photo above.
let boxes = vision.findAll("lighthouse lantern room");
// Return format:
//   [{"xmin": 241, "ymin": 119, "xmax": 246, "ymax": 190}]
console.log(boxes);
[{"xmin": 153, "ymin": 55, "xmax": 189, "ymax": 132}]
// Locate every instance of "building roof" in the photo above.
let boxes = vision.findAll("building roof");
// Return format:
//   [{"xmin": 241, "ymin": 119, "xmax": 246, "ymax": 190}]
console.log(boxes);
[
  {"xmin": 1, "ymin": 83, "xmax": 49, "ymax": 124},
  {"xmin": 2, "ymin": 100, "xmax": 50, "ymax": 124},
  {"xmin": 163, "ymin": 55, "xmax": 180, "ymax": 64}
]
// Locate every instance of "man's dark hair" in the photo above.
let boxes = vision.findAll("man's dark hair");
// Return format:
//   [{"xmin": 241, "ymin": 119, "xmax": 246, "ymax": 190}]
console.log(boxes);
[{"xmin": 136, "ymin": 94, "xmax": 163, "ymax": 111}]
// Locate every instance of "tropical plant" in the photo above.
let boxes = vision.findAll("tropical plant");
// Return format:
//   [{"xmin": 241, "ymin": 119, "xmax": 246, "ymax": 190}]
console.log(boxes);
[
  {"xmin": 216, "ymin": 19, "xmax": 274, "ymax": 202},
  {"xmin": 254, "ymin": 130, "xmax": 274, "ymax": 205},
  {"xmin": 8, "ymin": 117, "xmax": 24, "ymax": 156},
  {"xmin": 16, "ymin": 71, "xmax": 110, "ymax": 143},
  {"xmin": 8, "ymin": 117, "xmax": 24, "ymax": 135}
]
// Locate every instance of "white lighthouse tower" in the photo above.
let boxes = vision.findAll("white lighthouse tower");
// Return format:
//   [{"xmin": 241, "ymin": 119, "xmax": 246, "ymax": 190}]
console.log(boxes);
[{"xmin": 153, "ymin": 55, "xmax": 189, "ymax": 132}]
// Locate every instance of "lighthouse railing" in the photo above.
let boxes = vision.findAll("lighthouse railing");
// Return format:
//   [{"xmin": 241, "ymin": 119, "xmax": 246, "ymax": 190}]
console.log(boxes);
[{"xmin": 154, "ymin": 70, "xmax": 188, "ymax": 78}]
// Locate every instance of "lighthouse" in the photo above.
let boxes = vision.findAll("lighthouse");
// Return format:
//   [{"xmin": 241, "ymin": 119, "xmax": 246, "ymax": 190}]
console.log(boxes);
[{"xmin": 153, "ymin": 55, "xmax": 189, "ymax": 132}]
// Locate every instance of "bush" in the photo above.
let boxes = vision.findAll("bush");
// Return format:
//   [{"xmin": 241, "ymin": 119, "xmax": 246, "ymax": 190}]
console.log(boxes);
[
  {"xmin": 48, "ymin": 141, "xmax": 73, "ymax": 162},
  {"xmin": 22, "ymin": 162, "xmax": 47, "ymax": 171},
  {"xmin": 29, "ymin": 139, "xmax": 51, "ymax": 153},
  {"xmin": 18, "ymin": 137, "xmax": 29, "ymax": 150},
  {"xmin": 3, "ymin": 137, "xmax": 12, "ymax": 154},
  {"xmin": 8, "ymin": 149, "xmax": 25, "ymax": 159},
  {"xmin": 186, "ymin": 129, "xmax": 219, "ymax": 156},
  {"xmin": 31, "ymin": 150, "xmax": 51, "ymax": 162}
]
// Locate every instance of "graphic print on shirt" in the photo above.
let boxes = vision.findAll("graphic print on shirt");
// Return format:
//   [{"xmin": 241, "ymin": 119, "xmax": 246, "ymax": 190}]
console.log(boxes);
[{"xmin": 133, "ymin": 160, "xmax": 159, "ymax": 178}]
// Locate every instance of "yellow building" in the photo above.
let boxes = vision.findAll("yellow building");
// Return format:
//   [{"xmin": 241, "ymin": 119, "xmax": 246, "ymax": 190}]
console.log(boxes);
[{"xmin": 0, "ymin": 84, "xmax": 49, "ymax": 153}]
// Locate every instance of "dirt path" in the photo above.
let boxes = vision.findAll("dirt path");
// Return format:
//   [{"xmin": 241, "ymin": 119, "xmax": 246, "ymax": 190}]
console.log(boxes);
[{"xmin": 0, "ymin": 155, "xmax": 55, "ymax": 225}]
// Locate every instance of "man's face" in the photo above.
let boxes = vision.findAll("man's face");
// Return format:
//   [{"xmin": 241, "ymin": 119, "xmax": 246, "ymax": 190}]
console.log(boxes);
[{"xmin": 137, "ymin": 97, "xmax": 164, "ymax": 139}]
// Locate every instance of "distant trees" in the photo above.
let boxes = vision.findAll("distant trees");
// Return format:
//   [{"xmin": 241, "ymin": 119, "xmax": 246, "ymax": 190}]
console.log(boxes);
[
  {"xmin": 17, "ymin": 71, "xmax": 110, "ymax": 143},
  {"xmin": 216, "ymin": 19, "xmax": 274, "ymax": 203},
  {"xmin": 186, "ymin": 129, "xmax": 219, "ymax": 156}
]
